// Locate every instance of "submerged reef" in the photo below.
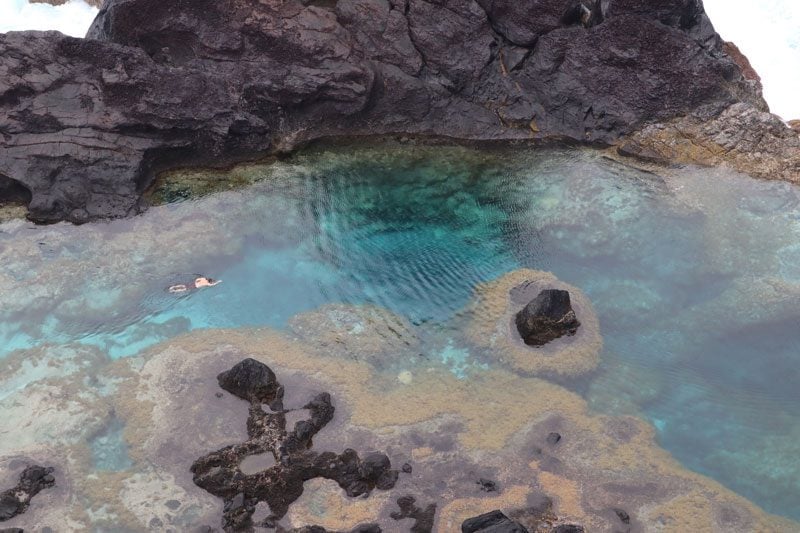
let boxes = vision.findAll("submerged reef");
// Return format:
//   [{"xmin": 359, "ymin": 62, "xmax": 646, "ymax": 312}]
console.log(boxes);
[
  {"xmin": 0, "ymin": 322, "xmax": 796, "ymax": 531},
  {"xmin": 1, "ymin": 0, "xmax": 796, "ymax": 223},
  {"xmin": 467, "ymin": 270, "xmax": 601, "ymax": 377}
]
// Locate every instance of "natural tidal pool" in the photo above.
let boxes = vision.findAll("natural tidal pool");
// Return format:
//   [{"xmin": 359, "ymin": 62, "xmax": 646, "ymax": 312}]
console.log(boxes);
[{"xmin": 1, "ymin": 144, "xmax": 800, "ymax": 528}]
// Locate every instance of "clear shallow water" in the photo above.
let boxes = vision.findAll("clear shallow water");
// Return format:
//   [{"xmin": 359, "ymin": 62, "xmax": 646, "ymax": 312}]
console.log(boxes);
[{"xmin": 1, "ymin": 146, "xmax": 800, "ymax": 520}]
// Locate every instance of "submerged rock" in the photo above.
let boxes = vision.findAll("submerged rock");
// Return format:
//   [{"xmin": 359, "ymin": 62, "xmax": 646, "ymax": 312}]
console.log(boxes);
[
  {"xmin": 0, "ymin": 465, "xmax": 55, "ymax": 522},
  {"xmin": 515, "ymin": 289, "xmax": 581, "ymax": 346},
  {"xmin": 192, "ymin": 359, "xmax": 398, "ymax": 531},
  {"xmin": 0, "ymin": 0, "xmax": 779, "ymax": 223}
]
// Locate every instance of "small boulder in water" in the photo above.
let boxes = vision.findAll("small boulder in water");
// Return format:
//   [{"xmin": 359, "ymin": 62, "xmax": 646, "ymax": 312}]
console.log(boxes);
[
  {"xmin": 515, "ymin": 289, "xmax": 580, "ymax": 346},
  {"xmin": 216, "ymin": 358, "xmax": 282, "ymax": 407}
]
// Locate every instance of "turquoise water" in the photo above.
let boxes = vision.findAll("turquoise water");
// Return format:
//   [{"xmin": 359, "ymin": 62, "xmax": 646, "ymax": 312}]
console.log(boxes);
[{"xmin": 1, "ymin": 146, "xmax": 799, "ymax": 519}]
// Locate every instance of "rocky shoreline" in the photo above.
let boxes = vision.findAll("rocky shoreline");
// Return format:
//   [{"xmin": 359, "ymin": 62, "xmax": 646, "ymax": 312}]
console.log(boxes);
[{"xmin": 1, "ymin": 0, "xmax": 798, "ymax": 223}]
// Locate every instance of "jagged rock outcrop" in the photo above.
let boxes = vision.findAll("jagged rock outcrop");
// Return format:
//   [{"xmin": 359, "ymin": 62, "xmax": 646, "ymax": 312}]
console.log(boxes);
[{"xmin": 0, "ymin": 0, "xmax": 792, "ymax": 223}]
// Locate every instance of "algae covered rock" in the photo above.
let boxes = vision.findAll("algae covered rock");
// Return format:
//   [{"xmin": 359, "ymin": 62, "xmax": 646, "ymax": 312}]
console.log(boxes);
[{"xmin": 515, "ymin": 289, "xmax": 580, "ymax": 346}]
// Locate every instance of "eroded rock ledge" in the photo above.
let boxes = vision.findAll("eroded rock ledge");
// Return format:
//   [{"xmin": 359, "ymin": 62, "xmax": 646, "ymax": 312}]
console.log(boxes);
[{"xmin": 0, "ymin": 0, "xmax": 795, "ymax": 223}]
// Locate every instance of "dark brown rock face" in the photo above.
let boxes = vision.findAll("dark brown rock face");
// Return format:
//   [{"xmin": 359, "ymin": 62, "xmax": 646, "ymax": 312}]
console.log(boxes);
[
  {"xmin": 0, "ymin": 0, "xmax": 768, "ymax": 223},
  {"xmin": 515, "ymin": 289, "xmax": 580, "ymax": 346}
]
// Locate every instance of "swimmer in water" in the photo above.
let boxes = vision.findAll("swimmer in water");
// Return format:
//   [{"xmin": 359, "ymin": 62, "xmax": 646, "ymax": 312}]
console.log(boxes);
[{"xmin": 168, "ymin": 276, "xmax": 222, "ymax": 293}]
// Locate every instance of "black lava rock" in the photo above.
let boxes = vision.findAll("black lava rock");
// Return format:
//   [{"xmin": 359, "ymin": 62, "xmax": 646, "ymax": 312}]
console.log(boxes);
[
  {"xmin": 0, "ymin": 465, "xmax": 55, "ymax": 522},
  {"xmin": 462, "ymin": 510, "xmax": 529, "ymax": 533},
  {"xmin": 515, "ymin": 290, "xmax": 581, "ymax": 346},
  {"xmin": 402, "ymin": 462, "xmax": 413, "ymax": 474},
  {"xmin": 359, "ymin": 452, "xmax": 391, "ymax": 481},
  {"xmin": 193, "ymin": 360, "xmax": 398, "ymax": 532},
  {"xmin": 0, "ymin": 0, "xmax": 766, "ymax": 223},
  {"xmin": 216, "ymin": 358, "xmax": 283, "ymax": 409}
]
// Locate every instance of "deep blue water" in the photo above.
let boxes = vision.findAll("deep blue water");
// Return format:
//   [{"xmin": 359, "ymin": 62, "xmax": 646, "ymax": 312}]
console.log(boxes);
[{"xmin": 1, "ymin": 146, "xmax": 799, "ymax": 519}]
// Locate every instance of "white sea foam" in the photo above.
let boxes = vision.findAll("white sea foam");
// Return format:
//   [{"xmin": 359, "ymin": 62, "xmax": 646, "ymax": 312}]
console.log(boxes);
[
  {"xmin": 704, "ymin": 0, "xmax": 800, "ymax": 120},
  {"xmin": 0, "ymin": 0, "xmax": 798, "ymax": 119},
  {"xmin": 0, "ymin": 0, "xmax": 98, "ymax": 38}
]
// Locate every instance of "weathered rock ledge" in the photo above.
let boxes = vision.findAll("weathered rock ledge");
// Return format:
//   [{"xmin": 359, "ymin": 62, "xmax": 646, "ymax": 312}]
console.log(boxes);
[{"xmin": 0, "ymin": 0, "xmax": 796, "ymax": 223}]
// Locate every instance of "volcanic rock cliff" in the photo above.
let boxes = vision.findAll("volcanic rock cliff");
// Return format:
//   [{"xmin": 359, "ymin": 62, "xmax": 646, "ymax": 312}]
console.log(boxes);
[{"xmin": 0, "ymin": 0, "xmax": 797, "ymax": 223}]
